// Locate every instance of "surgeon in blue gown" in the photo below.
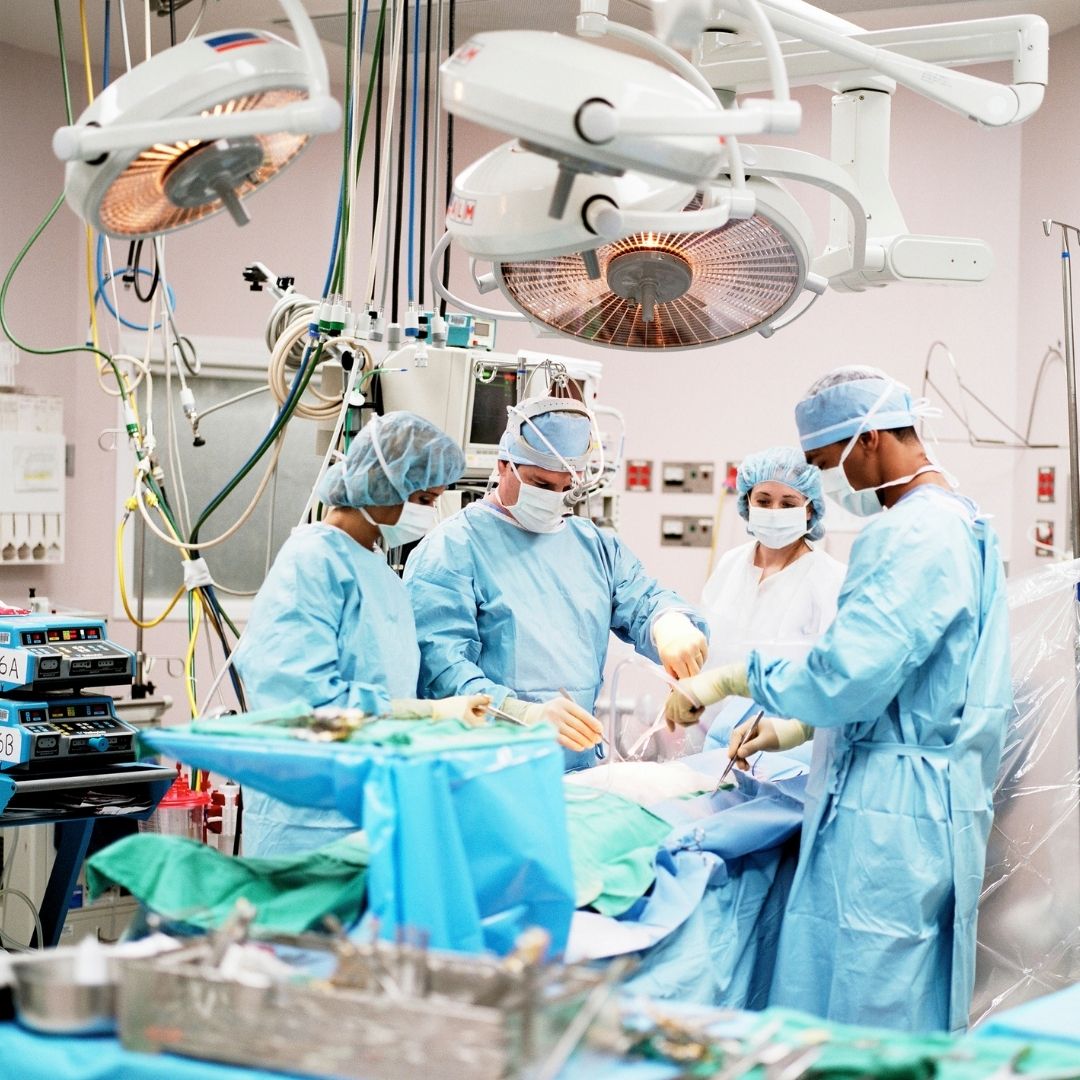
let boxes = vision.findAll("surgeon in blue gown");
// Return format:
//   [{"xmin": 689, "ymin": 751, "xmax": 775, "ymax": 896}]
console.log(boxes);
[
  {"xmin": 234, "ymin": 412, "xmax": 491, "ymax": 857},
  {"xmin": 665, "ymin": 367, "xmax": 1012, "ymax": 1034},
  {"xmin": 404, "ymin": 395, "xmax": 709, "ymax": 770}
]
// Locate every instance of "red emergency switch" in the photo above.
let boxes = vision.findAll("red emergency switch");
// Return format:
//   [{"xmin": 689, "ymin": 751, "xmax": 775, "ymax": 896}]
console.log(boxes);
[
  {"xmin": 1037, "ymin": 466, "xmax": 1055, "ymax": 503},
  {"xmin": 626, "ymin": 459, "xmax": 653, "ymax": 493},
  {"xmin": 1034, "ymin": 520, "xmax": 1054, "ymax": 557}
]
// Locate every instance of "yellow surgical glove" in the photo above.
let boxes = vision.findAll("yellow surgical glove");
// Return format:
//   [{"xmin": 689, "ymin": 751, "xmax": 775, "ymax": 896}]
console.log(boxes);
[
  {"xmin": 502, "ymin": 696, "xmax": 603, "ymax": 752},
  {"xmin": 390, "ymin": 694, "xmax": 491, "ymax": 726},
  {"xmin": 652, "ymin": 611, "xmax": 708, "ymax": 680},
  {"xmin": 663, "ymin": 662, "xmax": 750, "ymax": 729},
  {"xmin": 727, "ymin": 717, "xmax": 812, "ymax": 771},
  {"xmin": 429, "ymin": 694, "xmax": 492, "ymax": 726}
]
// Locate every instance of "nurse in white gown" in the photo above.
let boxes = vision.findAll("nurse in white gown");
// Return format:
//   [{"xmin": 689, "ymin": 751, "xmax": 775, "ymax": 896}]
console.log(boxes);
[{"xmin": 700, "ymin": 447, "xmax": 846, "ymax": 759}]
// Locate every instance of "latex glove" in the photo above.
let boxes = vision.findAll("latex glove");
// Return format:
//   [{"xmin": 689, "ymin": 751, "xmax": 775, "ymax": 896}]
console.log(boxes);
[
  {"xmin": 389, "ymin": 695, "xmax": 491, "ymax": 726},
  {"xmin": 429, "ymin": 694, "xmax": 492, "ymax": 726},
  {"xmin": 502, "ymin": 696, "xmax": 603, "ymax": 752},
  {"xmin": 663, "ymin": 662, "xmax": 750, "ymax": 730},
  {"xmin": 652, "ymin": 611, "xmax": 708, "ymax": 680},
  {"xmin": 728, "ymin": 717, "xmax": 812, "ymax": 771}
]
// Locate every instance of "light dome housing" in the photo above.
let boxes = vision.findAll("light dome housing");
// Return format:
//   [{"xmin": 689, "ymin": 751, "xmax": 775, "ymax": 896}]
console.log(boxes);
[
  {"xmin": 60, "ymin": 29, "xmax": 336, "ymax": 238},
  {"xmin": 447, "ymin": 140, "xmax": 696, "ymax": 261},
  {"xmin": 493, "ymin": 178, "xmax": 816, "ymax": 350},
  {"xmin": 441, "ymin": 31, "xmax": 728, "ymax": 188}
]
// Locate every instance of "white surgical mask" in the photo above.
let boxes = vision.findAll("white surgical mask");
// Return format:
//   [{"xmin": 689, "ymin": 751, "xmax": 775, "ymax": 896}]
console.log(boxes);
[
  {"xmin": 507, "ymin": 462, "xmax": 569, "ymax": 533},
  {"xmin": 361, "ymin": 501, "xmax": 437, "ymax": 548},
  {"xmin": 747, "ymin": 505, "xmax": 809, "ymax": 549},
  {"xmin": 822, "ymin": 427, "xmax": 943, "ymax": 518}
]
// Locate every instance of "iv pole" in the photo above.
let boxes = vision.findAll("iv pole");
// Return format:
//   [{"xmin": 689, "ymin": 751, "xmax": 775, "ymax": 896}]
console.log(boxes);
[{"xmin": 1043, "ymin": 219, "xmax": 1080, "ymax": 560}]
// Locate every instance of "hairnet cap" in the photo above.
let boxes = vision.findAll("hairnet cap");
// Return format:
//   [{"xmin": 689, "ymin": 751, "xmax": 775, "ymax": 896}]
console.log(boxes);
[
  {"xmin": 795, "ymin": 368, "xmax": 918, "ymax": 452},
  {"xmin": 737, "ymin": 446, "xmax": 826, "ymax": 541},
  {"xmin": 317, "ymin": 411, "xmax": 465, "ymax": 508},
  {"xmin": 498, "ymin": 397, "xmax": 593, "ymax": 471}
]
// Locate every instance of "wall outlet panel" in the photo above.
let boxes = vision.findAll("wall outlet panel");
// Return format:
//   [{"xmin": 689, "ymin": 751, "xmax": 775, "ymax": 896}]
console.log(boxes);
[
  {"xmin": 661, "ymin": 461, "xmax": 715, "ymax": 494},
  {"xmin": 661, "ymin": 515, "xmax": 714, "ymax": 547}
]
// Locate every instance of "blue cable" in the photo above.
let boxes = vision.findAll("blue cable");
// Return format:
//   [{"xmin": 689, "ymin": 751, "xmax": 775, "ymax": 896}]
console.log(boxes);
[
  {"xmin": 406, "ymin": 0, "xmax": 420, "ymax": 304},
  {"xmin": 95, "ymin": 235, "xmax": 175, "ymax": 331},
  {"xmin": 102, "ymin": 0, "xmax": 111, "ymax": 89}
]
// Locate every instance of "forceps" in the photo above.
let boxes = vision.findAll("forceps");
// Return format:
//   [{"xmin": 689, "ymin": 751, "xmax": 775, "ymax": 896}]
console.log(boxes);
[
  {"xmin": 715, "ymin": 710, "xmax": 764, "ymax": 789},
  {"xmin": 485, "ymin": 703, "xmax": 528, "ymax": 726}
]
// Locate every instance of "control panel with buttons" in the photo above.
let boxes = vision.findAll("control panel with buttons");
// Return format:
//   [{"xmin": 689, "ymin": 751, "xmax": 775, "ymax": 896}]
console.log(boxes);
[
  {"xmin": 0, "ymin": 694, "xmax": 137, "ymax": 767},
  {"xmin": 0, "ymin": 616, "xmax": 134, "ymax": 692}
]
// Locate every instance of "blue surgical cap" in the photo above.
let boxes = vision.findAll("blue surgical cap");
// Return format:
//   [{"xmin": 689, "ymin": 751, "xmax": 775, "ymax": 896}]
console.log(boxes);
[
  {"xmin": 498, "ymin": 397, "xmax": 593, "ymax": 471},
  {"xmin": 737, "ymin": 446, "xmax": 825, "ymax": 541},
  {"xmin": 317, "ymin": 411, "xmax": 465, "ymax": 508},
  {"xmin": 795, "ymin": 369, "xmax": 919, "ymax": 452}
]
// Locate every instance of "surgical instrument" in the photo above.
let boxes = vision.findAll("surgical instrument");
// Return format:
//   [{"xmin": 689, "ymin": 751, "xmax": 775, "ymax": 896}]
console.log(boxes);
[
  {"xmin": 560, "ymin": 686, "xmax": 605, "ymax": 758},
  {"xmin": 716, "ymin": 711, "xmax": 764, "ymax": 788}
]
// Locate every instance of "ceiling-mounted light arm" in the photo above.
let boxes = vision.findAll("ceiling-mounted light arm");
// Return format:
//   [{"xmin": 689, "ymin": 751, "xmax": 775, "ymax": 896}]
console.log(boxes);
[
  {"xmin": 717, "ymin": 1, "xmax": 1046, "ymax": 127},
  {"xmin": 735, "ymin": 144, "xmax": 869, "ymax": 276},
  {"xmin": 428, "ymin": 233, "xmax": 530, "ymax": 323},
  {"xmin": 53, "ymin": 0, "xmax": 341, "ymax": 163}
]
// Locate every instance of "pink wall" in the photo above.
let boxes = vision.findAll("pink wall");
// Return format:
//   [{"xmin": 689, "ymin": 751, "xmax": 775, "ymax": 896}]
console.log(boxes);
[
  {"xmin": 3, "ymin": 28, "xmax": 1071, "ymax": 717},
  {"xmin": 1009, "ymin": 23, "xmax": 1080, "ymax": 576}
]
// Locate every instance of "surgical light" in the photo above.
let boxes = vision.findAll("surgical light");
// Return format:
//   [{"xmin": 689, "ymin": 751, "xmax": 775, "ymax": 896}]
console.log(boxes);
[
  {"xmin": 493, "ymin": 180, "xmax": 816, "ymax": 350},
  {"xmin": 53, "ymin": 0, "xmax": 340, "ymax": 239}
]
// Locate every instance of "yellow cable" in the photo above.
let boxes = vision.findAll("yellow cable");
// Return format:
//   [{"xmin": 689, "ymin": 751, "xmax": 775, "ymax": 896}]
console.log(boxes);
[
  {"xmin": 116, "ymin": 514, "xmax": 185, "ymax": 628},
  {"xmin": 78, "ymin": 0, "xmax": 94, "ymax": 104},
  {"xmin": 184, "ymin": 591, "xmax": 203, "ymax": 717}
]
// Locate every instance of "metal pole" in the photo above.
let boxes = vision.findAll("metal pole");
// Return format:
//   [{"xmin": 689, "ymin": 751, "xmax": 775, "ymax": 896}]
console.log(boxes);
[
  {"xmin": 1044, "ymin": 220, "xmax": 1080, "ymax": 558},
  {"xmin": 134, "ymin": 509, "xmax": 147, "ymax": 691}
]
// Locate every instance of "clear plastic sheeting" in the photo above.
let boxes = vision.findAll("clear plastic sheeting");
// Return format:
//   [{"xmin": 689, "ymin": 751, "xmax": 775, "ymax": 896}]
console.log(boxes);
[{"xmin": 972, "ymin": 559, "xmax": 1080, "ymax": 1025}]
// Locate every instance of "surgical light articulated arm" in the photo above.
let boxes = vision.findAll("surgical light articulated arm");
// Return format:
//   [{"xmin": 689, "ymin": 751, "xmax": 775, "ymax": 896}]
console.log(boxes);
[{"xmin": 696, "ymin": 4, "xmax": 1047, "ymax": 127}]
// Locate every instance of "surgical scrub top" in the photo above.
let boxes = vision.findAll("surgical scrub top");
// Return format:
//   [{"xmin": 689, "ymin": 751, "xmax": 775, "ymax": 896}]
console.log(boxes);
[
  {"xmin": 746, "ymin": 485, "xmax": 1012, "ymax": 1035},
  {"xmin": 403, "ymin": 499, "xmax": 707, "ymax": 770},
  {"xmin": 234, "ymin": 523, "xmax": 421, "ymax": 856}
]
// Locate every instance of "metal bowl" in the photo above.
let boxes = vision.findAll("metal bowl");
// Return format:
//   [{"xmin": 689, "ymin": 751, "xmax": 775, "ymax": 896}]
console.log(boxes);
[{"xmin": 10, "ymin": 949, "xmax": 119, "ymax": 1036}]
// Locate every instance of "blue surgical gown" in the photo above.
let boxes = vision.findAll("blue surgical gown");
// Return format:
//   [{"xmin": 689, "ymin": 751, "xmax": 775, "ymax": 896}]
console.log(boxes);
[
  {"xmin": 403, "ymin": 501, "xmax": 707, "ymax": 770},
  {"xmin": 233, "ymin": 524, "xmax": 421, "ymax": 856},
  {"xmin": 747, "ymin": 486, "xmax": 1011, "ymax": 1034}
]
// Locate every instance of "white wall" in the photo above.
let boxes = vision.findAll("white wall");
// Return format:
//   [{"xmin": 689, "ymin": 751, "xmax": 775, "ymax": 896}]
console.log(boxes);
[{"xmin": 3, "ymin": 28, "xmax": 1077, "ymax": 717}]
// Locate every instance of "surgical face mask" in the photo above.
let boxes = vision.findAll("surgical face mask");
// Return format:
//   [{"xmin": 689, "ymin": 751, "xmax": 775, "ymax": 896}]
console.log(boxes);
[
  {"xmin": 361, "ymin": 501, "xmax": 437, "ymax": 548},
  {"xmin": 821, "ymin": 434, "xmax": 942, "ymax": 518},
  {"xmin": 747, "ymin": 505, "xmax": 809, "ymax": 549},
  {"xmin": 507, "ymin": 462, "xmax": 569, "ymax": 533}
]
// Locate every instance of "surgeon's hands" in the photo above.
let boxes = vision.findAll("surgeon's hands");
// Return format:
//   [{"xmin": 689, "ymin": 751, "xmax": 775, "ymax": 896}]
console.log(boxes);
[
  {"xmin": 429, "ymin": 694, "xmax": 492, "ymax": 726},
  {"xmin": 652, "ymin": 611, "xmax": 708, "ymax": 680},
  {"xmin": 726, "ymin": 718, "xmax": 811, "ymax": 770},
  {"xmin": 663, "ymin": 662, "xmax": 751, "ymax": 730},
  {"xmin": 502, "ymin": 696, "xmax": 604, "ymax": 752}
]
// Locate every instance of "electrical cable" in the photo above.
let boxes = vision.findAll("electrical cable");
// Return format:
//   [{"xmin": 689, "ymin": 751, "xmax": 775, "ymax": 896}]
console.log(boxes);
[
  {"xmin": 325, "ymin": 0, "xmax": 355, "ymax": 299},
  {"xmin": 373, "ymin": 19, "xmax": 383, "ymax": 245},
  {"xmin": 0, "ymin": 888, "xmax": 44, "ymax": 953},
  {"xmin": 418, "ymin": 0, "xmax": 433, "ymax": 308},
  {"xmin": 188, "ymin": 340, "xmax": 325, "ymax": 549},
  {"xmin": 342, "ymin": 0, "xmax": 384, "ymax": 302},
  {"xmin": 117, "ymin": 514, "xmax": 184, "ymax": 626},
  {"xmin": 168, "ymin": 0, "xmax": 177, "ymax": 46},
  {"xmin": 117, "ymin": 0, "xmax": 132, "ymax": 70},
  {"xmin": 391, "ymin": 0, "xmax": 409, "ymax": 322},
  {"xmin": 95, "ymin": 236, "xmax": 176, "ymax": 331},
  {"xmin": 440, "ymin": 0, "xmax": 456, "ymax": 316},
  {"xmin": 366, "ymin": 0, "xmax": 407, "ymax": 309},
  {"xmin": 103, "ymin": 0, "xmax": 112, "ymax": 89},
  {"xmin": 407, "ymin": 0, "xmax": 422, "ymax": 304}
]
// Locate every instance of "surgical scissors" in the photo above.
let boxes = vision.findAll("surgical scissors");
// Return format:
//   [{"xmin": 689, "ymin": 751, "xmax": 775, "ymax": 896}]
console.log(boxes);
[{"xmin": 715, "ymin": 710, "xmax": 764, "ymax": 789}]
